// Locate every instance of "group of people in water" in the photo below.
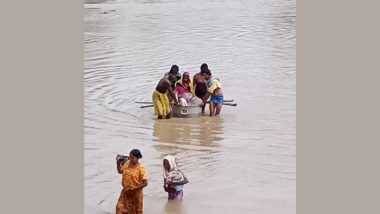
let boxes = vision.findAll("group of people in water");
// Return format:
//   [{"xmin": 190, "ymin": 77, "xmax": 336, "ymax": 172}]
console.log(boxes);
[
  {"xmin": 115, "ymin": 64, "xmax": 223, "ymax": 214},
  {"xmin": 152, "ymin": 63, "xmax": 224, "ymax": 119},
  {"xmin": 116, "ymin": 149, "xmax": 188, "ymax": 214}
]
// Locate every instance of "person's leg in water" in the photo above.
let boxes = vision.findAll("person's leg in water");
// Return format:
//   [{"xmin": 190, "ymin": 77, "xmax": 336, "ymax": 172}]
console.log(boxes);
[
  {"xmin": 202, "ymin": 93, "xmax": 210, "ymax": 114},
  {"xmin": 198, "ymin": 94, "xmax": 206, "ymax": 114},
  {"xmin": 165, "ymin": 102, "xmax": 173, "ymax": 119},
  {"xmin": 215, "ymin": 103, "xmax": 222, "ymax": 116},
  {"xmin": 157, "ymin": 104, "xmax": 170, "ymax": 119},
  {"xmin": 154, "ymin": 97, "xmax": 165, "ymax": 120},
  {"xmin": 211, "ymin": 95, "xmax": 223, "ymax": 116},
  {"xmin": 195, "ymin": 83, "xmax": 208, "ymax": 114},
  {"xmin": 153, "ymin": 90, "xmax": 171, "ymax": 119},
  {"xmin": 209, "ymin": 101, "xmax": 215, "ymax": 116}
]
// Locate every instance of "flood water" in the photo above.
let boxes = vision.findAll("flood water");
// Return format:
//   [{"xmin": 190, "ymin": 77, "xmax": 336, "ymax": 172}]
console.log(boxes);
[{"xmin": 84, "ymin": 0, "xmax": 296, "ymax": 213}]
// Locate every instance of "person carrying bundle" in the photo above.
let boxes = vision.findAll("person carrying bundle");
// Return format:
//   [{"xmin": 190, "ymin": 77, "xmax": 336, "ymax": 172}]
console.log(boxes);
[{"xmin": 162, "ymin": 155, "xmax": 189, "ymax": 200}]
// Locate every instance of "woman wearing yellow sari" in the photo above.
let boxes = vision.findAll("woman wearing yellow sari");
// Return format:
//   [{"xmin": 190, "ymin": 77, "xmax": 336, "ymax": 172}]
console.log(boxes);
[
  {"xmin": 116, "ymin": 149, "xmax": 148, "ymax": 214},
  {"xmin": 153, "ymin": 70, "xmax": 178, "ymax": 119}
]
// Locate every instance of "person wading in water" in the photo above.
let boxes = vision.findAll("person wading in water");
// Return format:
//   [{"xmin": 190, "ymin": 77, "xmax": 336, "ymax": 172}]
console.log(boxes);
[
  {"xmin": 203, "ymin": 69, "xmax": 224, "ymax": 116},
  {"xmin": 153, "ymin": 67, "xmax": 179, "ymax": 119},
  {"xmin": 164, "ymin": 65, "xmax": 182, "ymax": 89},
  {"xmin": 193, "ymin": 63, "xmax": 210, "ymax": 113},
  {"xmin": 116, "ymin": 149, "xmax": 148, "ymax": 214},
  {"xmin": 163, "ymin": 155, "xmax": 189, "ymax": 200}
]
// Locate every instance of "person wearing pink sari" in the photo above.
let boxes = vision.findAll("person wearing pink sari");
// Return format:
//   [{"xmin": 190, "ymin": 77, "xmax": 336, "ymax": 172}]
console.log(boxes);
[{"xmin": 175, "ymin": 72, "xmax": 202, "ymax": 106}]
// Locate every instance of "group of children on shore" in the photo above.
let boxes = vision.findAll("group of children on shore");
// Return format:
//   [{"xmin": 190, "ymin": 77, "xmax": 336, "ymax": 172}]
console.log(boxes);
[{"xmin": 115, "ymin": 149, "xmax": 188, "ymax": 214}]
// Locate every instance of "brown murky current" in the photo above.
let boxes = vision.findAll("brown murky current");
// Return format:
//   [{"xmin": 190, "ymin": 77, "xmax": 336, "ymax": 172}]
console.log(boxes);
[{"xmin": 84, "ymin": 0, "xmax": 295, "ymax": 213}]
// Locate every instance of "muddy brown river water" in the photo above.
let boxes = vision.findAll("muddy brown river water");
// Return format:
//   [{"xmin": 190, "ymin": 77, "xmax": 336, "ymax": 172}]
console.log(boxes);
[{"xmin": 84, "ymin": 0, "xmax": 296, "ymax": 213}]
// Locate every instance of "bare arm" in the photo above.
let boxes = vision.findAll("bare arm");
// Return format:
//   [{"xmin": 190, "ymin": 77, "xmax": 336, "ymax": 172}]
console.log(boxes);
[
  {"xmin": 168, "ymin": 88, "xmax": 178, "ymax": 104},
  {"xmin": 203, "ymin": 92, "xmax": 210, "ymax": 104},
  {"xmin": 134, "ymin": 179, "xmax": 148, "ymax": 190},
  {"xmin": 166, "ymin": 80, "xmax": 178, "ymax": 104}
]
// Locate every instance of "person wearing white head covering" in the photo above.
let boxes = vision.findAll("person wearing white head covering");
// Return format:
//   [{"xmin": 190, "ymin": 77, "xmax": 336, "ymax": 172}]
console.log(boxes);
[{"xmin": 163, "ymin": 155, "xmax": 189, "ymax": 200}]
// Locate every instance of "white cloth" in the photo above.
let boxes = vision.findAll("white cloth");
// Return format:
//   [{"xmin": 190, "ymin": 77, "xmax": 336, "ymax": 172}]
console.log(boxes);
[
  {"xmin": 179, "ymin": 98, "xmax": 188, "ymax": 106},
  {"xmin": 177, "ymin": 93, "xmax": 202, "ymax": 107},
  {"xmin": 163, "ymin": 155, "xmax": 186, "ymax": 185},
  {"xmin": 163, "ymin": 155, "xmax": 178, "ymax": 179},
  {"xmin": 189, "ymin": 96, "xmax": 203, "ymax": 106}
]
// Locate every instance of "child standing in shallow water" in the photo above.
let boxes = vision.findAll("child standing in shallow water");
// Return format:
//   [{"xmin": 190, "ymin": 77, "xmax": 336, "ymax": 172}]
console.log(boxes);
[
  {"xmin": 163, "ymin": 155, "xmax": 189, "ymax": 200},
  {"xmin": 204, "ymin": 69, "xmax": 224, "ymax": 116}
]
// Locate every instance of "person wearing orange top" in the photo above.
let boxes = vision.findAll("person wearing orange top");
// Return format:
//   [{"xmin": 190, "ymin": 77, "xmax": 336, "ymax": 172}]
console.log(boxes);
[{"xmin": 116, "ymin": 149, "xmax": 148, "ymax": 214}]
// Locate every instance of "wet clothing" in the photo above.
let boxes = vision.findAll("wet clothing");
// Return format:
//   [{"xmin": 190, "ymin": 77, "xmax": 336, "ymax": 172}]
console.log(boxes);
[
  {"xmin": 163, "ymin": 155, "xmax": 188, "ymax": 200},
  {"xmin": 168, "ymin": 190, "xmax": 184, "ymax": 200},
  {"xmin": 176, "ymin": 76, "xmax": 194, "ymax": 95},
  {"xmin": 175, "ymin": 77, "xmax": 197, "ymax": 106},
  {"xmin": 116, "ymin": 188, "xmax": 144, "ymax": 214},
  {"xmin": 189, "ymin": 96, "xmax": 203, "ymax": 106},
  {"xmin": 210, "ymin": 95, "xmax": 224, "ymax": 105},
  {"xmin": 178, "ymin": 94, "xmax": 203, "ymax": 107},
  {"xmin": 175, "ymin": 84, "xmax": 192, "ymax": 107},
  {"xmin": 175, "ymin": 82, "xmax": 191, "ymax": 97},
  {"xmin": 194, "ymin": 81, "xmax": 207, "ymax": 98},
  {"xmin": 152, "ymin": 90, "xmax": 171, "ymax": 117},
  {"xmin": 207, "ymin": 77, "xmax": 223, "ymax": 106},
  {"xmin": 121, "ymin": 162, "xmax": 148, "ymax": 189},
  {"xmin": 207, "ymin": 78, "xmax": 222, "ymax": 94},
  {"xmin": 193, "ymin": 73, "xmax": 208, "ymax": 99},
  {"xmin": 116, "ymin": 162, "xmax": 148, "ymax": 214},
  {"xmin": 178, "ymin": 97, "xmax": 188, "ymax": 106}
]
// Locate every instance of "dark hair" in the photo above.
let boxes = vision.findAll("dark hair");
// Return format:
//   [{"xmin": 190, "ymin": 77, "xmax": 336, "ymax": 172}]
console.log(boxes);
[
  {"xmin": 129, "ymin": 149, "xmax": 142, "ymax": 159},
  {"xmin": 201, "ymin": 66, "xmax": 212, "ymax": 76},
  {"xmin": 200, "ymin": 63, "xmax": 209, "ymax": 73},
  {"xmin": 169, "ymin": 65, "xmax": 179, "ymax": 74}
]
